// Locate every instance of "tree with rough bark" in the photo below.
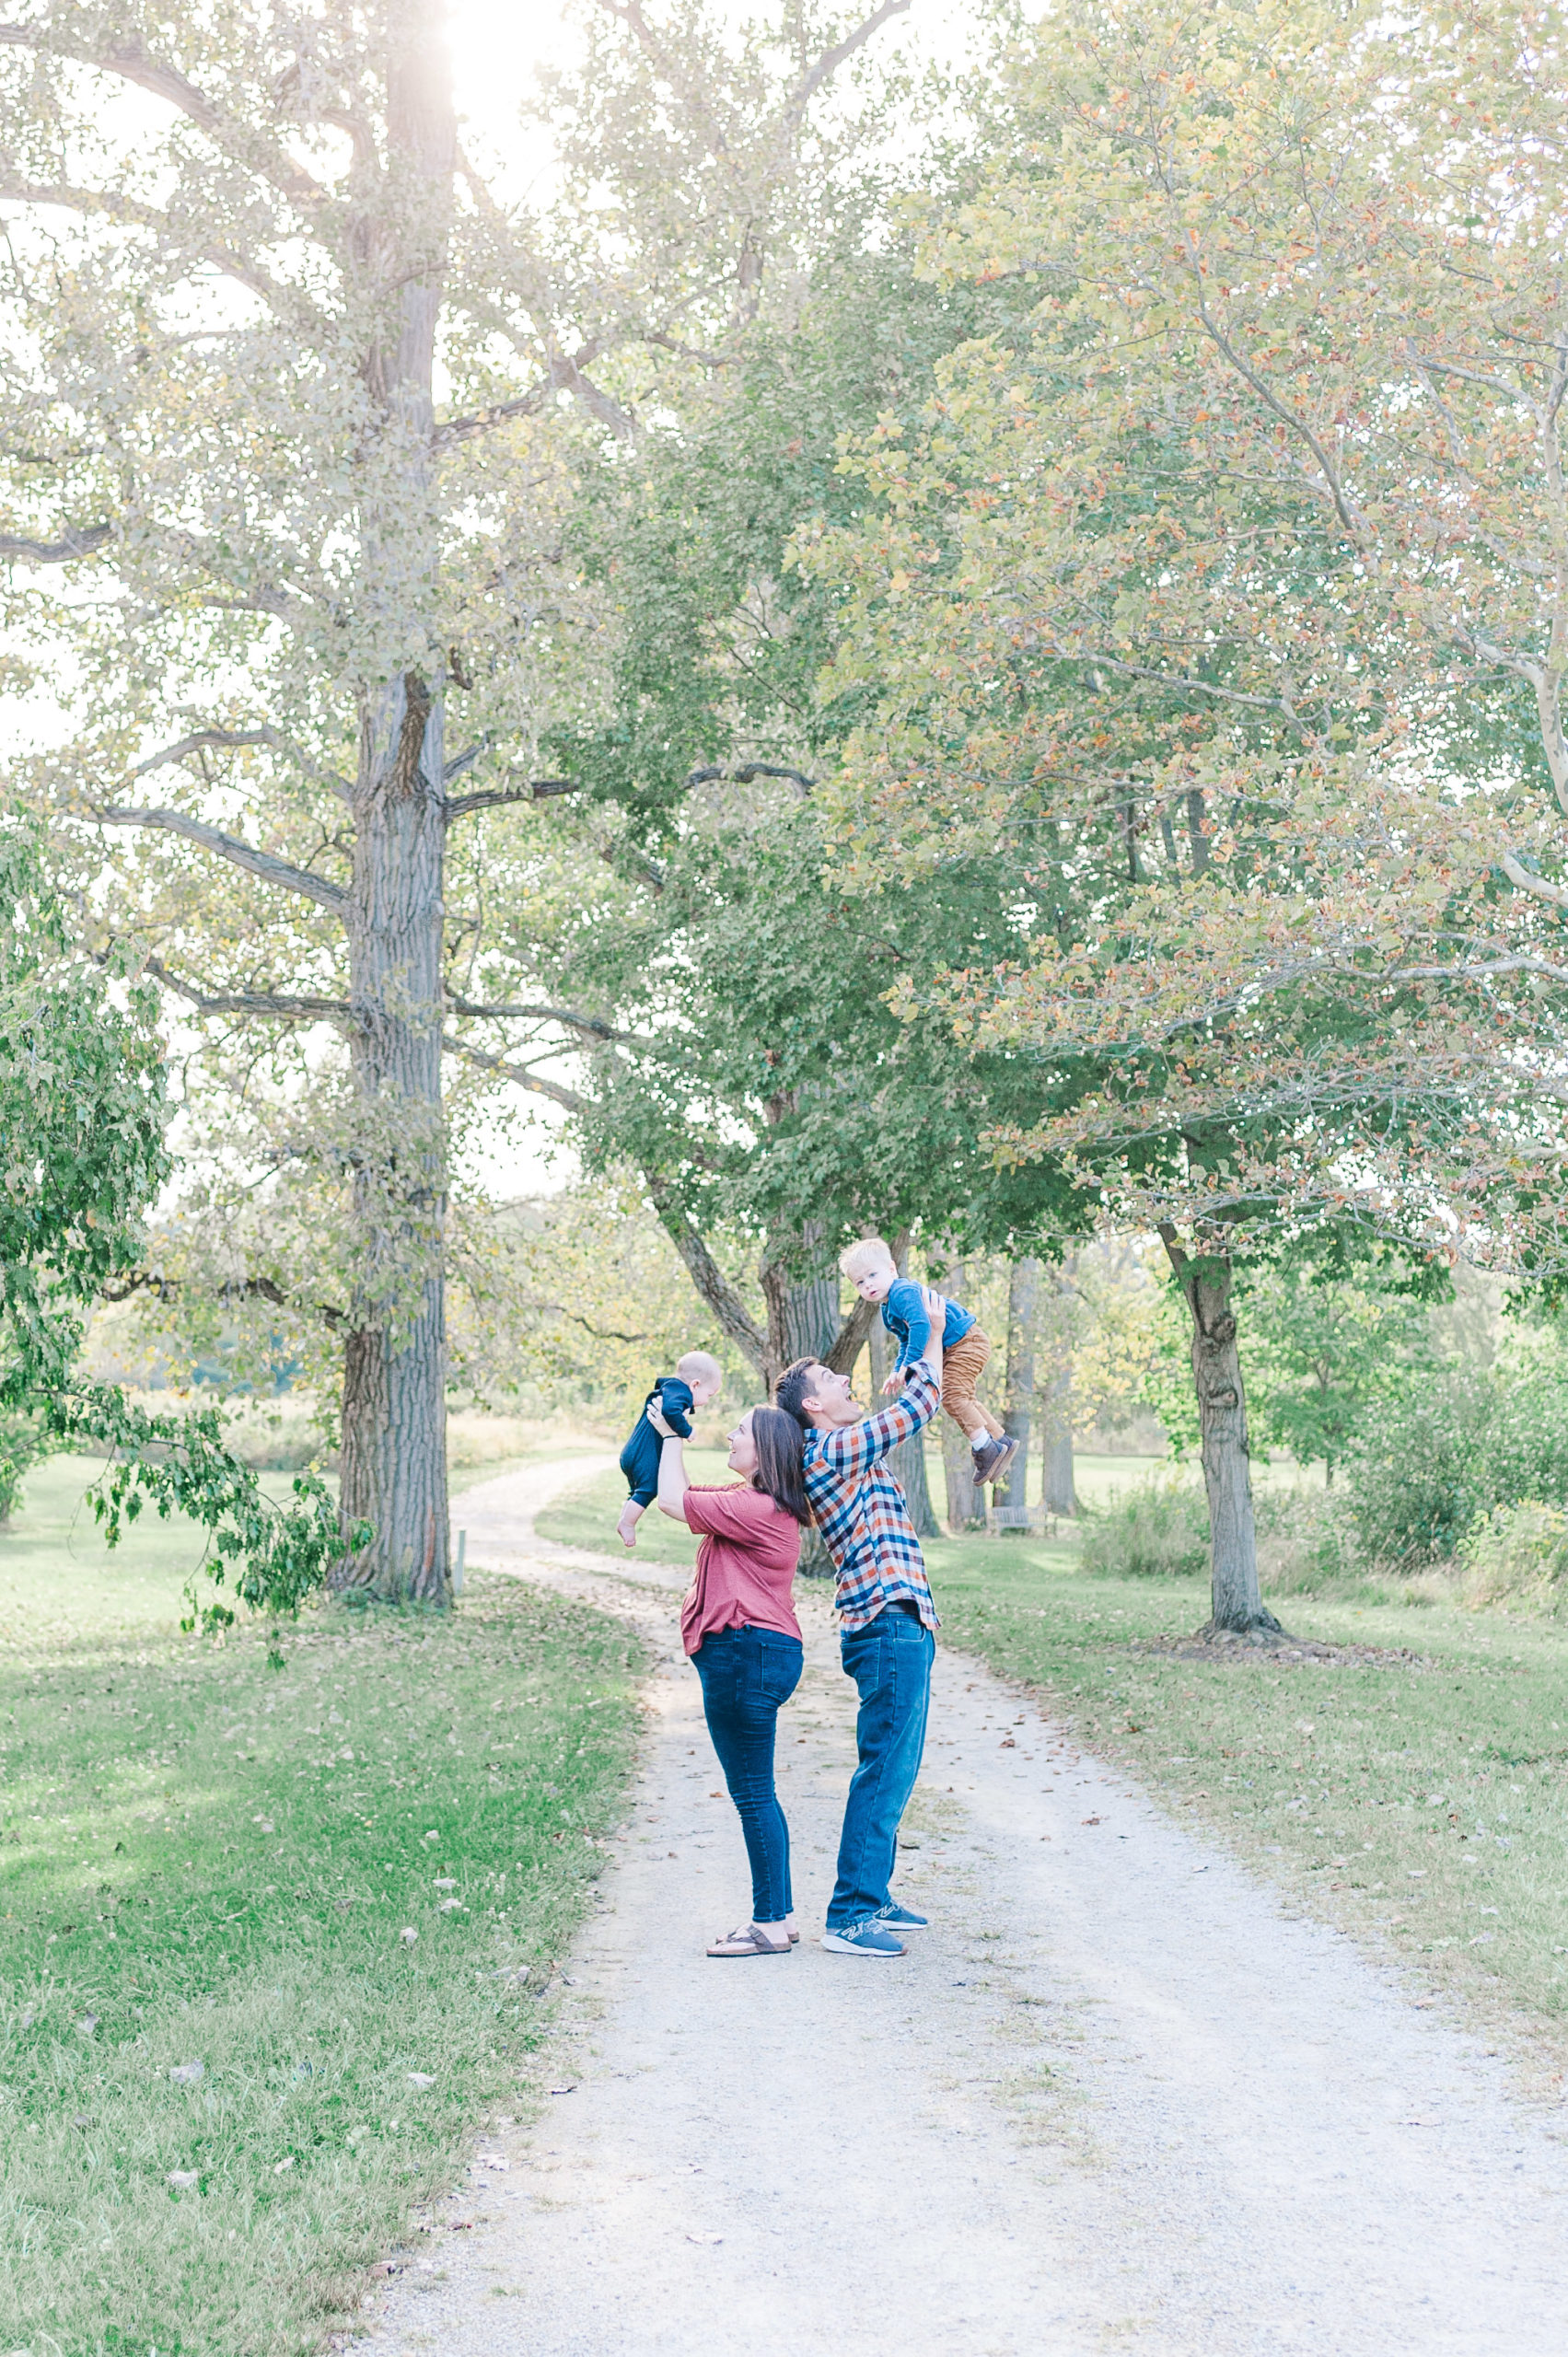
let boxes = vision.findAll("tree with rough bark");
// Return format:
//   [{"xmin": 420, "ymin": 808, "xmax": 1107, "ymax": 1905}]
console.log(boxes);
[
  {"xmin": 0, "ymin": 0, "xmax": 919, "ymax": 1600},
  {"xmin": 1000, "ymin": 1256, "xmax": 1037, "ymax": 1519}
]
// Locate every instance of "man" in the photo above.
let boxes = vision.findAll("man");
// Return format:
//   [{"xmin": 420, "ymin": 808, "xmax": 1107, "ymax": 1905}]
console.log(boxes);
[{"xmin": 776, "ymin": 1330, "xmax": 942, "ymax": 1957}]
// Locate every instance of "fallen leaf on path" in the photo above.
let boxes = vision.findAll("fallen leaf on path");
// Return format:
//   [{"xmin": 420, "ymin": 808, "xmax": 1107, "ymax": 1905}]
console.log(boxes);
[
  {"xmin": 548, "ymin": 2084, "xmax": 577, "ymax": 2096},
  {"xmin": 686, "ymin": 2232, "xmax": 723, "ymax": 2245},
  {"xmin": 1081, "ymin": 1816, "xmax": 1100, "ymax": 1826}
]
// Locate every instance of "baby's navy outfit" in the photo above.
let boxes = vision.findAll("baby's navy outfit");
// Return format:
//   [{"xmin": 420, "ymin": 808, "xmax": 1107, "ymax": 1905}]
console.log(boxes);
[{"xmin": 620, "ymin": 1376, "xmax": 696, "ymax": 1508}]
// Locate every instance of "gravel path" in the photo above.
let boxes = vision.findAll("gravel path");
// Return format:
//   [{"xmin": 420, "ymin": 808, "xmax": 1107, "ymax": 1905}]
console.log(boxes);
[{"xmin": 361, "ymin": 1458, "xmax": 1568, "ymax": 2357}]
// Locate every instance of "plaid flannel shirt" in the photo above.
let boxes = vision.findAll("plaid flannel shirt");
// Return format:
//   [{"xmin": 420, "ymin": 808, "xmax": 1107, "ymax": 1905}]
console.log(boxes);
[{"xmin": 802, "ymin": 1360, "xmax": 941, "ymax": 1632}]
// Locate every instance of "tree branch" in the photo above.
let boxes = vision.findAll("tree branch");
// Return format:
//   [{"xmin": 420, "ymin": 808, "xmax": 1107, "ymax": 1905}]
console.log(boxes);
[
  {"xmin": 645, "ymin": 1177, "xmax": 768, "ymax": 1377},
  {"xmin": 142, "ymin": 954, "xmax": 352, "ymax": 1023},
  {"xmin": 92, "ymin": 806, "xmax": 348, "ymax": 911},
  {"xmin": 445, "ymin": 991, "xmax": 646, "ymax": 1044},
  {"xmin": 441, "ymin": 1033, "xmax": 589, "ymax": 1114},
  {"xmin": 434, "ymin": 343, "xmax": 634, "ymax": 449},
  {"xmin": 99, "ymin": 1267, "xmax": 347, "ymax": 1330},
  {"xmin": 687, "ymin": 761, "xmax": 816, "ymax": 793},
  {"xmin": 132, "ymin": 726, "xmax": 352, "ymax": 800},
  {"xmin": 781, "ymin": 0, "xmax": 912, "ymax": 136},
  {"xmin": 1190, "ymin": 269, "xmax": 1368, "ymax": 548},
  {"xmin": 822, "ymin": 1293, "xmax": 877, "ymax": 1376},
  {"xmin": 443, "ymin": 779, "xmax": 576, "ymax": 819},
  {"xmin": 0, "ymin": 168, "xmax": 303, "ymax": 308},
  {"xmin": 0, "ymin": 25, "xmax": 325, "ymax": 209},
  {"xmin": 1500, "ymin": 850, "xmax": 1568, "ymax": 911},
  {"xmin": 0, "ymin": 521, "xmax": 110, "ymax": 563}
]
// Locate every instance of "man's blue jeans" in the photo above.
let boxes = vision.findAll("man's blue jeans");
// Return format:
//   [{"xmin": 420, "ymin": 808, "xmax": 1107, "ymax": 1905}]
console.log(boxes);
[{"xmin": 826, "ymin": 1603, "xmax": 935, "ymax": 1930}]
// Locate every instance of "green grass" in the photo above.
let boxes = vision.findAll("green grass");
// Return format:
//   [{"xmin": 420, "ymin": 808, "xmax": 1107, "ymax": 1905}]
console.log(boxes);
[
  {"xmin": 533, "ymin": 1454, "xmax": 731, "ymax": 1567},
  {"xmin": 0, "ymin": 1455, "xmax": 644, "ymax": 2357},
  {"xmin": 928, "ymin": 1532, "xmax": 1568, "ymax": 2053}
]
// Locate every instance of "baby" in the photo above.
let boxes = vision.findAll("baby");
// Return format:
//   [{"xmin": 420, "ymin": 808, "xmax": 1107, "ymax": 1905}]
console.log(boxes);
[
  {"xmin": 617, "ymin": 1351, "xmax": 724, "ymax": 1548},
  {"xmin": 838, "ymin": 1238, "xmax": 1018, "ymax": 1488}
]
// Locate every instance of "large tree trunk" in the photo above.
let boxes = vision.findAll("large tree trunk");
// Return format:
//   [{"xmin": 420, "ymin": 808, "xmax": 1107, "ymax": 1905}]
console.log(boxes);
[
  {"xmin": 941, "ymin": 1414, "xmax": 981, "ymax": 1532},
  {"xmin": 334, "ymin": 673, "xmax": 451, "ymax": 1603},
  {"xmin": 938, "ymin": 1250, "xmax": 981, "ymax": 1530},
  {"xmin": 1159, "ymin": 1226, "xmax": 1282, "ymax": 1639},
  {"xmin": 331, "ymin": 13, "xmax": 455, "ymax": 1604},
  {"xmin": 1041, "ymin": 1398, "xmax": 1076, "ymax": 1517},
  {"xmin": 1003, "ymin": 1257, "xmax": 1039, "ymax": 1520},
  {"xmin": 764, "ymin": 1233, "xmax": 842, "ymax": 1576},
  {"xmin": 1040, "ymin": 1257, "xmax": 1079, "ymax": 1517}
]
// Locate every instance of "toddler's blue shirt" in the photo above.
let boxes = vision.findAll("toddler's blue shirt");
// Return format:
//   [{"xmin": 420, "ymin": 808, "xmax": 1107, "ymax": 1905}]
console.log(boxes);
[{"xmin": 880, "ymin": 1277, "xmax": 976, "ymax": 1371}]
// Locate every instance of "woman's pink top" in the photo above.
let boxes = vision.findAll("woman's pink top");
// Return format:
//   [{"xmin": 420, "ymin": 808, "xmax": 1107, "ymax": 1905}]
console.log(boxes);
[{"xmin": 679, "ymin": 1482, "xmax": 803, "ymax": 1656}]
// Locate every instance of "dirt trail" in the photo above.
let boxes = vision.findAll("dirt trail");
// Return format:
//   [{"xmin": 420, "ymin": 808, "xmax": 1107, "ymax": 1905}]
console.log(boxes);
[{"xmin": 361, "ymin": 1458, "xmax": 1568, "ymax": 2357}]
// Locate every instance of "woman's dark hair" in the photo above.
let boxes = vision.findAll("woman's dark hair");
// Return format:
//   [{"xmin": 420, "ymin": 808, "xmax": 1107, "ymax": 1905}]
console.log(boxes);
[{"xmin": 749, "ymin": 1404, "xmax": 812, "ymax": 1527}]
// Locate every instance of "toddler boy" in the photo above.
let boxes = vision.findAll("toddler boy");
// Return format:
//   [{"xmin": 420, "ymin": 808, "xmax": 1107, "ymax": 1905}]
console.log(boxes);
[
  {"xmin": 617, "ymin": 1350, "xmax": 723, "ymax": 1548},
  {"xmin": 838, "ymin": 1238, "xmax": 1017, "ymax": 1487}
]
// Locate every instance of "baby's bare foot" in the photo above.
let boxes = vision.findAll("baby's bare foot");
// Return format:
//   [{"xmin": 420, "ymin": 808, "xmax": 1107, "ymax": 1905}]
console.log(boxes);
[{"xmin": 616, "ymin": 1505, "xmax": 640, "ymax": 1549}]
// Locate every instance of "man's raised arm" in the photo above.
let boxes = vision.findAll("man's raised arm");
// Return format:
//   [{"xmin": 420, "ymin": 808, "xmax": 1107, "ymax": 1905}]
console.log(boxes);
[{"xmin": 819, "ymin": 1343, "xmax": 942, "ymax": 1477}]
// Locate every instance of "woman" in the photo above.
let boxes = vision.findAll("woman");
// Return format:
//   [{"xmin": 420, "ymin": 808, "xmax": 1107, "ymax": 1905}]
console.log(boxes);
[{"xmin": 645, "ymin": 1395, "xmax": 811, "ymax": 1958}]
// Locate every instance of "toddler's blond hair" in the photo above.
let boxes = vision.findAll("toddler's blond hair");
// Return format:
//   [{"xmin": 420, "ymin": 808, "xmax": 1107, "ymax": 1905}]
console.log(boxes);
[
  {"xmin": 676, "ymin": 1350, "xmax": 723, "ymax": 1387},
  {"xmin": 838, "ymin": 1236, "xmax": 897, "ymax": 1283}
]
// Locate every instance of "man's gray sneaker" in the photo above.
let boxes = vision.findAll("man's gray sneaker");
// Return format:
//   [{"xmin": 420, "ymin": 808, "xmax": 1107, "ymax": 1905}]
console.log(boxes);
[
  {"xmin": 971, "ymin": 1434, "xmax": 1017, "ymax": 1485},
  {"xmin": 877, "ymin": 1902, "xmax": 929, "ymax": 1931},
  {"xmin": 822, "ymin": 1920, "xmax": 907, "ymax": 1957}
]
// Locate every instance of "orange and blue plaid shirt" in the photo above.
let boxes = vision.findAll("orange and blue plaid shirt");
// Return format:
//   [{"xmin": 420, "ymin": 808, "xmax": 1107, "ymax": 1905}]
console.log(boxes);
[{"xmin": 801, "ymin": 1361, "xmax": 941, "ymax": 1632}]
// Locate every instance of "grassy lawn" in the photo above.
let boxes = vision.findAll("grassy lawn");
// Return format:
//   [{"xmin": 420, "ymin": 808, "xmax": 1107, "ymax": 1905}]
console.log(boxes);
[
  {"xmin": 533, "ymin": 1454, "xmax": 730, "ymax": 1568},
  {"xmin": 929, "ymin": 1530, "xmax": 1568, "ymax": 2062},
  {"xmin": 0, "ymin": 1455, "xmax": 644, "ymax": 2357}
]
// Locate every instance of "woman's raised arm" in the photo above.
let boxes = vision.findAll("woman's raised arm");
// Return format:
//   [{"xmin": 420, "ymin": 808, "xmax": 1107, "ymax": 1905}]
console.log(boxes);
[{"xmin": 646, "ymin": 1399, "xmax": 691, "ymax": 1520}]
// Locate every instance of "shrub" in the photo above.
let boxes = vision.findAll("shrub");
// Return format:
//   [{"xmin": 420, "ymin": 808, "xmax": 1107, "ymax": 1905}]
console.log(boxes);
[
  {"xmin": 1342, "ymin": 1382, "xmax": 1491, "ymax": 1565},
  {"xmin": 1459, "ymin": 1500, "xmax": 1568, "ymax": 1615},
  {"xmin": 1078, "ymin": 1477, "xmax": 1209, "ymax": 1579}
]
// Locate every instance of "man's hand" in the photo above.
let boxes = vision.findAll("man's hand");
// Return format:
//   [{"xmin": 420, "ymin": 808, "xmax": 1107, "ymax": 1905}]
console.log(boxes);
[
  {"xmin": 646, "ymin": 1401, "xmax": 676, "ymax": 1438},
  {"xmin": 880, "ymin": 1367, "xmax": 906, "ymax": 1397}
]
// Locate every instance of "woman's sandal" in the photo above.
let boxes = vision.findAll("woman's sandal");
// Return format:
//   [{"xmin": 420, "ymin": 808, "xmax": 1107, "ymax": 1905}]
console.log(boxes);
[{"xmin": 706, "ymin": 1923, "xmax": 793, "ymax": 1958}]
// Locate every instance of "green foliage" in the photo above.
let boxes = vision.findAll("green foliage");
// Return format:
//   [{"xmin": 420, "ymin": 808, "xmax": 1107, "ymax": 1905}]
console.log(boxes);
[
  {"xmin": 1342, "ymin": 1330, "xmax": 1568, "ymax": 1566},
  {"xmin": 1460, "ymin": 1503, "xmax": 1568, "ymax": 1617},
  {"xmin": 1077, "ymin": 1476, "xmax": 1209, "ymax": 1580},
  {"xmin": 0, "ymin": 824, "xmax": 169, "ymax": 1402},
  {"xmin": 0, "ymin": 819, "xmax": 353, "ymax": 1620},
  {"xmin": 1239, "ymin": 1253, "xmax": 1442, "ymax": 1477},
  {"xmin": 1342, "ymin": 1382, "xmax": 1492, "ymax": 1567},
  {"xmin": 0, "ymin": 1408, "xmax": 50, "ymax": 1524}
]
